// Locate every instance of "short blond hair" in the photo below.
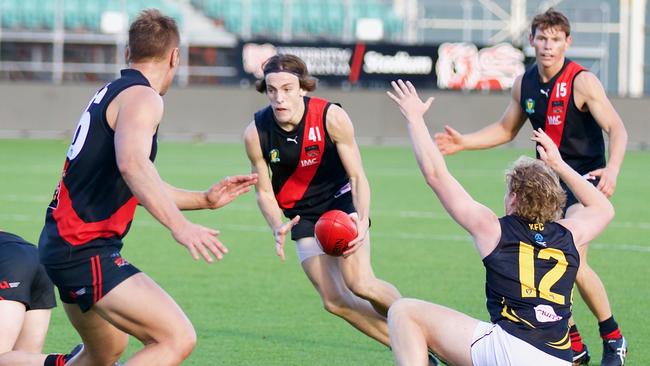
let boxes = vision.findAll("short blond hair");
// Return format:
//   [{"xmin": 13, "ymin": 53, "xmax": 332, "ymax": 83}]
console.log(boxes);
[{"xmin": 505, "ymin": 156, "xmax": 566, "ymax": 223}]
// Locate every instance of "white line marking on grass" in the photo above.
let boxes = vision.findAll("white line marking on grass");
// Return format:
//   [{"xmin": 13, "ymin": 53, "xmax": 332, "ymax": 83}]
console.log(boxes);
[{"xmin": 0, "ymin": 212, "xmax": 650, "ymax": 253}]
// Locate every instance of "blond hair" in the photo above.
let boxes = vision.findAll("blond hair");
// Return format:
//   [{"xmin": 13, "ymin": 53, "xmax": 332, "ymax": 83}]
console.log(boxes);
[{"xmin": 505, "ymin": 156, "xmax": 566, "ymax": 223}]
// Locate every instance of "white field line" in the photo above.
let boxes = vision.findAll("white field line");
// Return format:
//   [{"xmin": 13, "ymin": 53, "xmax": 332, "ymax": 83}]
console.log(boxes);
[
  {"xmin": 2, "ymin": 195, "xmax": 648, "ymax": 231},
  {"xmin": 2, "ymin": 214, "xmax": 649, "ymax": 253}
]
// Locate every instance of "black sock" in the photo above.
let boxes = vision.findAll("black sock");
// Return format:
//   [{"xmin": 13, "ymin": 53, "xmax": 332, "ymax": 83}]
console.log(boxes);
[
  {"xmin": 43, "ymin": 354, "xmax": 66, "ymax": 366},
  {"xmin": 598, "ymin": 316, "xmax": 622, "ymax": 339}
]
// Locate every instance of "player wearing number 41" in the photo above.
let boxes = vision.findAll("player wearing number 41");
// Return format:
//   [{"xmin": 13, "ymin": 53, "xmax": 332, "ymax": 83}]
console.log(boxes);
[
  {"xmin": 243, "ymin": 54, "xmax": 403, "ymax": 353},
  {"xmin": 386, "ymin": 80, "xmax": 614, "ymax": 366},
  {"xmin": 0, "ymin": 9, "xmax": 257, "ymax": 366},
  {"xmin": 434, "ymin": 8, "xmax": 628, "ymax": 365}
]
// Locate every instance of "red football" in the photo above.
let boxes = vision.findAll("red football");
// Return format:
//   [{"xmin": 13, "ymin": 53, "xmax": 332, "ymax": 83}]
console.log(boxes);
[{"xmin": 315, "ymin": 210, "xmax": 358, "ymax": 256}]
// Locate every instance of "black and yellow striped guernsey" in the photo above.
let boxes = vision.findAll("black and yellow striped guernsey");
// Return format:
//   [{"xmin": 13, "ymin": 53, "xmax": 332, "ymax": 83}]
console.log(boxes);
[{"xmin": 484, "ymin": 215, "xmax": 580, "ymax": 362}]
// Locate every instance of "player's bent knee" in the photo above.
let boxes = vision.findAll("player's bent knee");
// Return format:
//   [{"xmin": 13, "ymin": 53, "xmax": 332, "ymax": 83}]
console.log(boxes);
[
  {"xmin": 346, "ymin": 277, "xmax": 378, "ymax": 300},
  {"xmin": 321, "ymin": 294, "xmax": 352, "ymax": 316},
  {"xmin": 388, "ymin": 298, "xmax": 420, "ymax": 323},
  {"xmin": 168, "ymin": 324, "xmax": 197, "ymax": 362}
]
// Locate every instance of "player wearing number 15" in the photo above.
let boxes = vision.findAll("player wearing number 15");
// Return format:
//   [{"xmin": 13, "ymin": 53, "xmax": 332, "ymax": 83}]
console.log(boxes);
[
  {"xmin": 434, "ymin": 9, "xmax": 628, "ymax": 364},
  {"xmin": 386, "ymin": 80, "xmax": 614, "ymax": 366}
]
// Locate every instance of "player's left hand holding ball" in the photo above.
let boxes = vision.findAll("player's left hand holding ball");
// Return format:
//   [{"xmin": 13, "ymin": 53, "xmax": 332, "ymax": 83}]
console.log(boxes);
[
  {"xmin": 343, "ymin": 214, "xmax": 369, "ymax": 257},
  {"xmin": 206, "ymin": 174, "xmax": 259, "ymax": 209}
]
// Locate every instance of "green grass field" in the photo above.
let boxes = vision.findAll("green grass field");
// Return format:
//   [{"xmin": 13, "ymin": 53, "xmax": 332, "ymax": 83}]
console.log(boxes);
[{"xmin": 1, "ymin": 139, "xmax": 648, "ymax": 365}]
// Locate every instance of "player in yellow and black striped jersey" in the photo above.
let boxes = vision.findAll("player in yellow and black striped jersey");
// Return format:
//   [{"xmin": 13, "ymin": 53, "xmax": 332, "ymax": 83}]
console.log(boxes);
[
  {"xmin": 484, "ymin": 215, "xmax": 579, "ymax": 361},
  {"xmin": 385, "ymin": 80, "xmax": 614, "ymax": 366}
]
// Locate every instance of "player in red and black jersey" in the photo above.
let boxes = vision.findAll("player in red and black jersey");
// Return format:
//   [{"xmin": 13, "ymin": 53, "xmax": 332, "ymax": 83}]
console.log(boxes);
[
  {"xmin": 434, "ymin": 9, "xmax": 628, "ymax": 365},
  {"xmin": 4, "ymin": 10, "xmax": 257, "ymax": 366},
  {"xmin": 244, "ymin": 54, "xmax": 402, "ymax": 349},
  {"xmin": 386, "ymin": 80, "xmax": 614, "ymax": 366}
]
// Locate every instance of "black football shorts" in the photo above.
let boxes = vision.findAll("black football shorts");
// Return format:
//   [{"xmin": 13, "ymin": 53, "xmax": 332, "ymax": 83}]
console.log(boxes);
[
  {"xmin": 0, "ymin": 232, "xmax": 56, "ymax": 310},
  {"xmin": 43, "ymin": 243, "xmax": 140, "ymax": 312}
]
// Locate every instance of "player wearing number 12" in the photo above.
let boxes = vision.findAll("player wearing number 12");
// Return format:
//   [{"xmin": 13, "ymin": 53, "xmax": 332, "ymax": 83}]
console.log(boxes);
[
  {"xmin": 385, "ymin": 80, "xmax": 614, "ymax": 366},
  {"xmin": 434, "ymin": 9, "xmax": 628, "ymax": 365}
]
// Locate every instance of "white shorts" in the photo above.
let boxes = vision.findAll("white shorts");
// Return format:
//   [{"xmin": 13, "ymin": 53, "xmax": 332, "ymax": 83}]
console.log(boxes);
[
  {"xmin": 295, "ymin": 237, "xmax": 325, "ymax": 263},
  {"xmin": 470, "ymin": 322, "xmax": 570, "ymax": 366}
]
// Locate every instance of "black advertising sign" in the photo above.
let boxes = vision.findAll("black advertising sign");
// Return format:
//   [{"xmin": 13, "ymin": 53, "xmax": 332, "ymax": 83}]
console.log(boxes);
[
  {"xmin": 240, "ymin": 40, "xmax": 524, "ymax": 91},
  {"xmin": 240, "ymin": 40, "xmax": 438, "ymax": 89}
]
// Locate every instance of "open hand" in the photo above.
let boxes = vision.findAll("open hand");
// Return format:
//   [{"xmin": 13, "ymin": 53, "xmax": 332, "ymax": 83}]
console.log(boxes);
[
  {"xmin": 434, "ymin": 126, "xmax": 464, "ymax": 155},
  {"xmin": 206, "ymin": 174, "xmax": 258, "ymax": 209},
  {"xmin": 273, "ymin": 215, "xmax": 300, "ymax": 261},
  {"xmin": 172, "ymin": 220, "xmax": 228, "ymax": 263},
  {"xmin": 386, "ymin": 79, "xmax": 434, "ymax": 122}
]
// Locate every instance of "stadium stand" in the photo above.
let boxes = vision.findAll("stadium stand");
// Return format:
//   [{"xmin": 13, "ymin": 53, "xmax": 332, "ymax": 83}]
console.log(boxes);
[
  {"xmin": 0, "ymin": 0, "xmax": 183, "ymax": 31},
  {"xmin": 190, "ymin": 0, "xmax": 403, "ymax": 40}
]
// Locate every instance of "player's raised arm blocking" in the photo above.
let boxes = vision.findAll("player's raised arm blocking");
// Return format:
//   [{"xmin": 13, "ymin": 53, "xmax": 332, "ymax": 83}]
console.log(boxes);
[
  {"xmin": 532, "ymin": 128, "xmax": 614, "ymax": 246},
  {"xmin": 387, "ymin": 80, "xmax": 501, "ymax": 257}
]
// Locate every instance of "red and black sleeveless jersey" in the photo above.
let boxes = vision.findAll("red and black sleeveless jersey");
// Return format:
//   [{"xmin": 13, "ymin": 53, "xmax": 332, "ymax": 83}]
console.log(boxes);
[
  {"xmin": 254, "ymin": 96, "xmax": 349, "ymax": 219},
  {"xmin": 520, "ymin": 59, "xmax": 606, "ymax": 175},
  {"xmin": 39, "ymin": 69, "xmax": 156, "ymax": 264},
  {"xmin": 484, "ymin": 215, "xmax": 579, "ymax": 362}
]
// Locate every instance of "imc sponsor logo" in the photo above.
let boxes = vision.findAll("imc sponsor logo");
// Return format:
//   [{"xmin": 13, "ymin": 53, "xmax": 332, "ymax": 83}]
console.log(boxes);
[
  {"xmin": 300, "ymin": 158, "xmax": 319, "ymax": 167},
  {"xmin": 547, "ymin": 115, "xmax": 562, "ymax": 125}
]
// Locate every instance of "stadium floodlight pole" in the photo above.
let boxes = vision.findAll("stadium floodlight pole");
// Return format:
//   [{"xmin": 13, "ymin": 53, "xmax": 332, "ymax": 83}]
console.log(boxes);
[
  {"xmin": 618, "ymin": 0, "xmax": 630, "ymax": 96},
  {"xmin": 628, "ymin": 0, "xmax": 647, "ymax": 97}
]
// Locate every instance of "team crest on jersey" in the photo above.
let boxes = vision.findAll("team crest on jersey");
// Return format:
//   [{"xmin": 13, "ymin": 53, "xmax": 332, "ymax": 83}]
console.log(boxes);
[
  {"xmin": 534, "ymin": 233, "xmax": 547, "ymax": 247},
  {"xmin": 551, "ymin": 100, "xmax": 564, "ymax": 114},
  {"xmin": 305, "ymin": 145, "xmax": 320, "ymax": 158},
  {"xmin": 269, "ymin": 149, "xmax": 280, "ymax": 163},
  {"xmin": 525, "ymin": 98, "xmax": 535, "ymax": 114}
]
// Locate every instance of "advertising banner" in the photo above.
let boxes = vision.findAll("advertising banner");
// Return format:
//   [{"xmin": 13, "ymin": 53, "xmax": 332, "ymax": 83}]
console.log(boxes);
[{"xmin": 239, "ymin": 40, "xmax": 524, "ymax": 90}]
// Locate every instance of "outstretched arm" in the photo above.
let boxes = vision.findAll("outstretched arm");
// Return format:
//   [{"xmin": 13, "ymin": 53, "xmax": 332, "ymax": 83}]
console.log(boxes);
[
  {"xmin": 163, "ymin": 173, "xmax": 257, "ymax": 211},
  {"xmin": 532, "ymin": 129, "xmax": 614, "ymax": 247},
  {"xmin": 243, "ymin": 122, "xmax": 300, "ymax": 261},
  {"xmin": 114, "ymin": 86, "xmax": 227, "ymax": 263},
  {"xmin": 574, "ymin": 72, "xmax": 628, "ymax": 197},
  {"xmin": 387, "ymin": 80, "xmax": 501, "ymax": 258},
  {"xmin": 434, "ymin": 75, "xmax": 527, "ymax": 155}
]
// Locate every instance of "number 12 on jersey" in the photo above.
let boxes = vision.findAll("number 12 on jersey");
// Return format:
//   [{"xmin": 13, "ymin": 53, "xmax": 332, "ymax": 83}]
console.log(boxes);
[{"xmin": 518, "ymin": 242, "xmax": 568, "ymax": 305}]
